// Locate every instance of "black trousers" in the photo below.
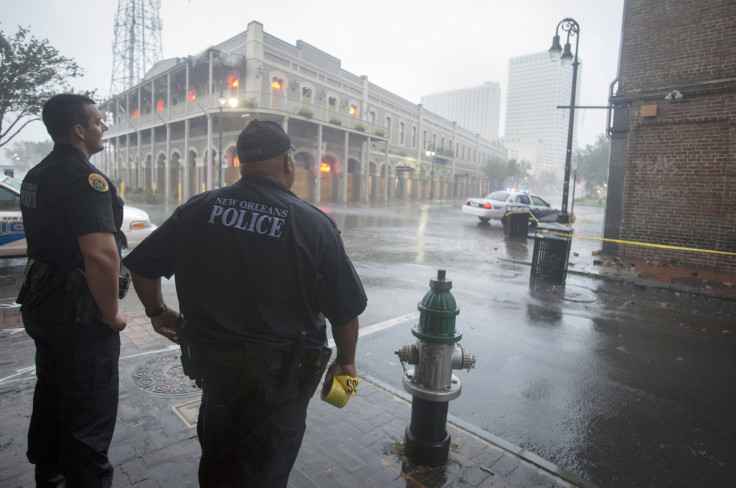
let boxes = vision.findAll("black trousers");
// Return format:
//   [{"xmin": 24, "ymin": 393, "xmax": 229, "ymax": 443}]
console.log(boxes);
[
  {"xmin": 23, "ymin": 309, "xmax": 120, "ymax": 488},
  {"xmin": 197, "ymin": 357, "xmax": 311, "ymax": 488}
]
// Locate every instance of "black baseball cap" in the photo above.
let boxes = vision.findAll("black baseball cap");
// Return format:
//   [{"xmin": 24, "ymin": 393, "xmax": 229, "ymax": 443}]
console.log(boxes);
[{"xmin": 237, "ymin": 119, "xmax": 296, "ymax": 163}]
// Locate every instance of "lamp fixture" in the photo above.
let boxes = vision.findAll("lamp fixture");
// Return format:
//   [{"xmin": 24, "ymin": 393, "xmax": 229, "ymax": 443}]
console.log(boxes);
[
  {"xmin": 548, "ymin": 34, "xmax": 562, "ymax": 62},
  {"xmin": 664, "ymin": 90, "xmax": 683, "ymax": 100},
  {"xmin": 560, "ymin": 42, "xmax": 574, "ymax": 66}
]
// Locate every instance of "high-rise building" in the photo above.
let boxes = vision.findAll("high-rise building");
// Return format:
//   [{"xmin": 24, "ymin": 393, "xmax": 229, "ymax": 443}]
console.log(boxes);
[
  {"xmin": 421, "ymin": 82, "xmax": 501, "ymax": 140},
  {"xmin": 504, "ymin": 51, "xmax": 581, "ymax": 179}
]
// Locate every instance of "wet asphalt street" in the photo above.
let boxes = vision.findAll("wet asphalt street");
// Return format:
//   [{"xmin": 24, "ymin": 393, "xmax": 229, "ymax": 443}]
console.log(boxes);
[{"xmin": 1, "ymin": 198, "xmax": 735, "ymax": 487}]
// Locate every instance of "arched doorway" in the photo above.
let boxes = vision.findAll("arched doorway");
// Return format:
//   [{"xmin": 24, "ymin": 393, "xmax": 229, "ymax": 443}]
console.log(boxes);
[{"xmin": 320, "ymin": 155, "xmax": 338, "ymax": 202}]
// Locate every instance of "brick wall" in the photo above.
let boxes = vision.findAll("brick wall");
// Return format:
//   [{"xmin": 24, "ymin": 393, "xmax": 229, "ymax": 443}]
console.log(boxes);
[{"xmin": 613, "ymin": 0, "xmax": 736, "ymax": 272}]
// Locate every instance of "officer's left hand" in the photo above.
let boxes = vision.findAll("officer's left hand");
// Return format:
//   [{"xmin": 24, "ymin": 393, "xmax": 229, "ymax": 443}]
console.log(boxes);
[
  {"xmin": 105, "ymin": 310, "xmax": 128, "ymax": 332},
  {"xmin": 152, "ymin": 308, "xmax": 180, "ymax": 344},
  {"xmin": 325, "ymin": 359, "xmax": 356, "ymax": 386}
]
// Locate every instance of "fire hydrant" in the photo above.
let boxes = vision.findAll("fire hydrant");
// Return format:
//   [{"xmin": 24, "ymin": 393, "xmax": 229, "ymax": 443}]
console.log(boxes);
[{"xmin": 395, "ymin": 269, "xmax": 476, "ymax": 467}]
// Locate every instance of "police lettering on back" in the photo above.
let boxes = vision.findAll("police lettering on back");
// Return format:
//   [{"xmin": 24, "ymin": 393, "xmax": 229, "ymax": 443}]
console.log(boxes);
[{"xmin": 207, "ymin": 196, "xmax": 288, "ymax": 237}]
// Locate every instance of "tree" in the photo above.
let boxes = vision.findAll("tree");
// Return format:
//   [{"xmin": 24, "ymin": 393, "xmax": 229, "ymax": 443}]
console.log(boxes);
[
  {"xmin": 484, "ymin": 157, "xmax": 531, "ymax": 192},
  {"xmin": 575, "ymin": 134, "xmax": 610, "ymax": 197},
  {"xmin": 4, "ymin": 139, "xmax": 53, "ymax": 169},
  {"xmin": 0, "ymin": 25, "xmax": 86, "ymax": 148},
  {"xmin": 483, "ymin": 157, "xmax": 507, "ymax": 190},
  {"xmin": 506, "ymin": 158, "xmax": 531, "ymax": 188}
]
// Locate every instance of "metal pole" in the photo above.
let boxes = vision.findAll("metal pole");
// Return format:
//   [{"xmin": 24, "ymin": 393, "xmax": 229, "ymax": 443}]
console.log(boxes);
[
  {"xmin": 430, "ymin": 158, "xmax": 434, "ymax": 200},
  {"xmin": 218, "ymin": 105, "xmax": 223, "ymax": 188},
  {"xmin": 559, "ymin": 28, "xmax": 579, "ymax": 224}
]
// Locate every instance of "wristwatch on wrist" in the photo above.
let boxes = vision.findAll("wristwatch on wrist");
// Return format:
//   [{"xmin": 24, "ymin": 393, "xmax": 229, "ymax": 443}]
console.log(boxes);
[{"xmin": 145, "ymin": 303, "xmax": 168, "ymax": 318}]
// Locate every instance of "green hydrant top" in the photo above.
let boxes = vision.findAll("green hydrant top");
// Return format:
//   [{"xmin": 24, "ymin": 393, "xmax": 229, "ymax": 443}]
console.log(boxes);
[{"xmin": 413, "ymin": 269, "xmax": 462, "ymax": 343}]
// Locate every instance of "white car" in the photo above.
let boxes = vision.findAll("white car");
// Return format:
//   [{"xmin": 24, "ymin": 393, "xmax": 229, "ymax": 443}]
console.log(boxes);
[
  {"xmin": 0, "ymin": 175, "xmax": 157, "ymax": 258},
  {"xmin": 462, "ymin": 190, "xmax": 562, "ymax": 225}
]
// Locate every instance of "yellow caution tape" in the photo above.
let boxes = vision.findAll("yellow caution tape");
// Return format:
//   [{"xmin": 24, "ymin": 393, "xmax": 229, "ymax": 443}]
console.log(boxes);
[
  {"xmin": 502, "ymin": 210, "xmax": 735, "ymax": 256},
  {"xmin": 320, "ymin": 375, "xmax": 359, "ymax": 409},
  {"xmin": 538, "ymin": 229, "xmax": 736, "ymax": 257}
]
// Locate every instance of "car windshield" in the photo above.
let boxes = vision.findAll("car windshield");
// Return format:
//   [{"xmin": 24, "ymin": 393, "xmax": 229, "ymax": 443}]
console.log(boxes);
[
  {"xmin": 1, "ymin": 177, "xmax": 21, "ymax": 192},
  {"xmin": 486, "ymin": 191, "xmax": 508, "ymax": 202}
]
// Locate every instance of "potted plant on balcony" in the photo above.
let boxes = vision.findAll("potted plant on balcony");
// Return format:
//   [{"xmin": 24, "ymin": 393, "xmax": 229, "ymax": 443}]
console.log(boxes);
[
  {"xmin": 242, "ymin": 97, "xmax": 257, "ymax": 108},
  {"xmin": 298, "ymin": 107, "xmax": 314, "ymax": 119},
  {"xmin": 329, "ymin": 117, "xmax": 342, "ymax": 126},
  {"xmin": 374, "ymin": 128, "xmax": 385, "ymax": 137},
  {"xmin": 354, "ymin": 122, "xmax": 366, "ymax": 132}
]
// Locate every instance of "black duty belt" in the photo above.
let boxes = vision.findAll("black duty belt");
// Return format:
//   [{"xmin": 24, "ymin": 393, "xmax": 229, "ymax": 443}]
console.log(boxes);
[{"xmin": 201, "ymin": 341, "xmax": 290, "ymax": 375}]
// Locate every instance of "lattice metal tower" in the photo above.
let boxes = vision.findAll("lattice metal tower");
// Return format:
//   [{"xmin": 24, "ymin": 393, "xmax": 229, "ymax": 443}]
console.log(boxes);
[{"xmin": 110, "ymin": 0, "xmax": 163, "ymax": 96}]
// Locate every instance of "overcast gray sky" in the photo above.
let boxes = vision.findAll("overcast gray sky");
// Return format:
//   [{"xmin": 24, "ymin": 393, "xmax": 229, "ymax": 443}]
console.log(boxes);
[{"xmin": 4, "ymin": 0, "xmax": 624, "ymax": 148}]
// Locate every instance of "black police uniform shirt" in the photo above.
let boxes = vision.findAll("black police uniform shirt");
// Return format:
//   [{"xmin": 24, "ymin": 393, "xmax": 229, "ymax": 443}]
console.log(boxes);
[
  {"xmin": 123, "ymin": 175, "xmax": 367, "ymax": 350},
  {"xmin": 21, "ymin": 143, "xmax": 124, "ymax": 270}
]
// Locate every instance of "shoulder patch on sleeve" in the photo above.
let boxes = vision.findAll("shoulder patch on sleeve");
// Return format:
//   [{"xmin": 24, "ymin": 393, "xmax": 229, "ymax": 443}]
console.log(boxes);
[{"xmin": 88, "ymin": 174, "xmax": 109, "ymax": 192}]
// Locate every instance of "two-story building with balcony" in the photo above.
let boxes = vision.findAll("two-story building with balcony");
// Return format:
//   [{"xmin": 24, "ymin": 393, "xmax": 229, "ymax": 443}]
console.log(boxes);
[{"xmin": 98, "ymin": 21, "xmax": 507, "ymax": 204}]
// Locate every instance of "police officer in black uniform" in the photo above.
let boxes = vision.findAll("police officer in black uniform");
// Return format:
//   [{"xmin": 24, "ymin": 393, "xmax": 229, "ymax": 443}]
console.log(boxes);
[
  {"xmin": 18, "ymin": 94, "xmax": 128, "ymax": 487},
  {"xmin": 123, "ymin": 119, "xmax": 367, "ymax": 487}
]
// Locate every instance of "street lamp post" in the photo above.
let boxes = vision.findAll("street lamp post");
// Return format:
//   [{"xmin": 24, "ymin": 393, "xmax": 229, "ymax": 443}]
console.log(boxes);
[
  {"xmin": 548, "ymin": 17, "xmax": 579, "ymax": 225},
  {"xmin": 426, "ymin": 150, "xmax": 436, "ymax": 200},
  {"xmin": 217, "ymin": 94, "xmax": 239, "ymax": 188}
]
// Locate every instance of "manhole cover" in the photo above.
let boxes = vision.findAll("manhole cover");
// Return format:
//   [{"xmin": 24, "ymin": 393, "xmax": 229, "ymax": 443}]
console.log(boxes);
[{"xmin": 131, "ymin": 353, "xmax": 200, "ymax": 397}]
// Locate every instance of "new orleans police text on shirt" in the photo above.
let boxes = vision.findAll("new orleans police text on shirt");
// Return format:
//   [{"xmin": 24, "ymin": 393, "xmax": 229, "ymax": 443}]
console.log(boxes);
[{"xmin": 208, "ymin": 197, "xmax": 287, "ymax": 238}]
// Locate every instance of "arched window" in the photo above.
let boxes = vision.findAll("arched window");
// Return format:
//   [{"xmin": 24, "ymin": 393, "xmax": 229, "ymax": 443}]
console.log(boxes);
[
  {"xmin": 271, "ymin": 76, "xmax": 285, "ymax": 110},
  {"xmin": 301, "ymin": 86, "xmax": 313, "ymax": 103}
]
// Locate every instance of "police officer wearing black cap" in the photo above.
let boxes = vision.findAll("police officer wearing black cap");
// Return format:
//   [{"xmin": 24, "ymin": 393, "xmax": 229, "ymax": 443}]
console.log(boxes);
[
  {"xmin": 123, "ymin": 119, "xmax": 367, "ymax": 487},
  {"xmin": 18, "ymin": 94, "xmax": 128, "ymax": 487}
]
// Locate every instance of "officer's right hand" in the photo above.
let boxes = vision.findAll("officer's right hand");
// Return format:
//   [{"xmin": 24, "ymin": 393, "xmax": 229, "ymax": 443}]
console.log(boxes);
[
  {"xmin": 152, "ymin": 308, "xmax": 180, "ymax": 344},
  {"xmin": 106, "ymin": 310, "xmax": 128, "ymax": 331}
]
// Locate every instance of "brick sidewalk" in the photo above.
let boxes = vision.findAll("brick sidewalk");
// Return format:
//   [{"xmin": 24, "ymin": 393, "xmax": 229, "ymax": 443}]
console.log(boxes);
[{"xmin": 0, "ymin": 311, "xmax": 589, "ymax": 487}]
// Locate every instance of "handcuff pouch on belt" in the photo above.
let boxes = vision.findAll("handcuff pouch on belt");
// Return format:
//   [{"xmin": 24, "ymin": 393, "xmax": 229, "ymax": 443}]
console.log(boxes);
[{"xmin": 298, "ymin": 346, "xmax": 333, "ymax": 398}]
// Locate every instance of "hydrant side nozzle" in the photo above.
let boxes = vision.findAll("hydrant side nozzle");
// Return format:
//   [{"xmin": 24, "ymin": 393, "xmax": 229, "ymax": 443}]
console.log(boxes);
[
  {"xmin": 451, "ymin": 346, "xmax": 476, "ymax": 371},
  {"xmin": 395, "ymin": 344, "xmax": 419, "ymax": 364}
]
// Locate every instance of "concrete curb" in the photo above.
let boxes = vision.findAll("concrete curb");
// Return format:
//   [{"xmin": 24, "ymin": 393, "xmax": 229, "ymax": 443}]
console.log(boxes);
[{"xmin": 358, "ymin": 373, "xmax": 600, "ymax": 488}]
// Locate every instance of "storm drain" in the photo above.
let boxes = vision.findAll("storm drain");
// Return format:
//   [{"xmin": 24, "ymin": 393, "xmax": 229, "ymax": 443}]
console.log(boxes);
[{"xmin": 131, "ymin": 353, "xmax": 200, "ymax": 397}]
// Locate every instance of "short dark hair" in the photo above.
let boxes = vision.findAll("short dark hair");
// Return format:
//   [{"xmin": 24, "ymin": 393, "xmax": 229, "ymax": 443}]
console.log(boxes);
[{"xmin": 42, "ymin": 94, "xmax": 97, "ymax": 142}]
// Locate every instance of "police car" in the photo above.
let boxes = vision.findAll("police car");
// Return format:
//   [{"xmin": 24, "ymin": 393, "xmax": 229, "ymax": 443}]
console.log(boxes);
[
  {"xmin": 462, "ymin": 189, "xmax": 562, "ymax": 225},
  {"xmin": 0, "ymin": 175, "xmax": 157, "ymax": 258}
]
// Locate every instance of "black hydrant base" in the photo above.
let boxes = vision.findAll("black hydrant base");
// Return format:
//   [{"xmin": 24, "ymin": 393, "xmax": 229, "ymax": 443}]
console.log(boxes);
[{"xmin": 404, "ymin": 426, "xmax": 451, "ymax": 468}]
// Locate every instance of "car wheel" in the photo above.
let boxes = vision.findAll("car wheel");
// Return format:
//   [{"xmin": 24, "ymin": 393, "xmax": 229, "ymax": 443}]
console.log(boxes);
[
  {"xmin": 500, "ymin": 216, "xmax": 507, "ymax": 225},
  {"xmin": 479, "ymin": 217, "xmax": 490, "ymax": 223}
]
